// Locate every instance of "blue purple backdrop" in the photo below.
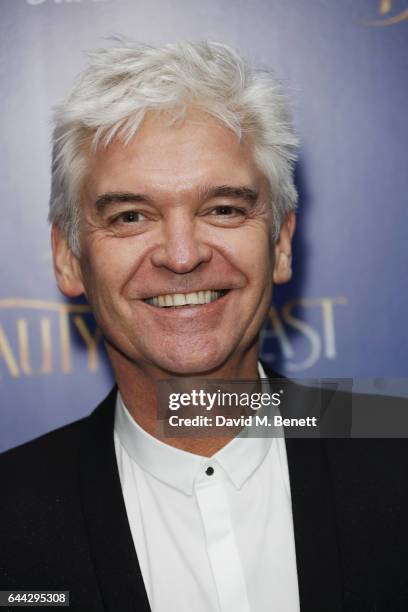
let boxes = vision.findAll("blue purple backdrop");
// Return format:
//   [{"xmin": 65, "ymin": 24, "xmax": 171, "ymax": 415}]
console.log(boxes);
[{"xmin": 1, "ymin": 0, "xmax": 407, "ymax": 451}]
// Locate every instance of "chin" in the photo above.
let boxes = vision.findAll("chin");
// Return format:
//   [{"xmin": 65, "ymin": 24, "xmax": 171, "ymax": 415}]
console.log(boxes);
[{"xmin": 152, "ymin": 344, "xmax": 230, "ymax": 376}]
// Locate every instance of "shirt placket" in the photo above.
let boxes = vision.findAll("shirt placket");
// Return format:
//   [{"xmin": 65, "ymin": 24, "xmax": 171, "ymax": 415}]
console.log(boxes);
[{"xmin": 194, "ymin": 465, "xmax": 251, "ymax": 612}]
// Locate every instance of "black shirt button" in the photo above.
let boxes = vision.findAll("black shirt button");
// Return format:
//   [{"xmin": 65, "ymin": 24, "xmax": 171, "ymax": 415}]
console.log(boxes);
[{"xmin": 205, "ymin": 466, "xmax": 214, "ymax": 476}]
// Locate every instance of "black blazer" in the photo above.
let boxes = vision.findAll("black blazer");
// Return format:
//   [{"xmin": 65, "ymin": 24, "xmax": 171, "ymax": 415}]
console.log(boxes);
[{"xmin": 1, "ymin": 379, "xmax": 408, "ymax": 611}]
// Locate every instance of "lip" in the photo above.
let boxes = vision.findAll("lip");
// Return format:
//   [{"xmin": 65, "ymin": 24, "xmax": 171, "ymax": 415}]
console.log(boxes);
[{"xmin": 139, "ymin": 289, "xmax": 231, "ymax": 318}]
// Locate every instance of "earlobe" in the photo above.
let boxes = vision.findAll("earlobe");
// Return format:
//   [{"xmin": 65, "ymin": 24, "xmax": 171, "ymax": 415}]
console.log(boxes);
[
  {"xmin": 273, "ymin": 251, "xmax": 292, "ymax": 284},
  {"xmin": 272, "ymin": 211, "xmax": 296, "ymax": 285},
  {"xmin": 51, "ymin": 224, "xmax": 85, "ymax": 297}
]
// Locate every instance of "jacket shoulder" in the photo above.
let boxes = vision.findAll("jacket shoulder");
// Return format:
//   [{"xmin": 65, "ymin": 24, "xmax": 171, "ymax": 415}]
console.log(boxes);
[
  {"xmin": 0, "ymin": 419, "xmax": 93, "ymax": 559},
  {"xmin": 0, "ymin": 389, "xmax": 117, "ymax": 595},
  {"xmin": 0, "ymin": 386, "xmax": 117, "ymax": 499},
  {"xmin": 0, "ymin": 416, "xmax": 88, "ymax": 488}
]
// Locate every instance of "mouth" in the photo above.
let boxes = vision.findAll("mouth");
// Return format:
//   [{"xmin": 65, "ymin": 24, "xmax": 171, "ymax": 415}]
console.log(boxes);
[{"xmin": 144, "ymin": 289, "xmax": 229, "ymax": 308}]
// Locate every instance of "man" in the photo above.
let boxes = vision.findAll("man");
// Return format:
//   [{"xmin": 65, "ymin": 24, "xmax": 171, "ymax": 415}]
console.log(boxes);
[{"xmin": 1, "ymin": 40, "xmax": 407, "ymax": 612}]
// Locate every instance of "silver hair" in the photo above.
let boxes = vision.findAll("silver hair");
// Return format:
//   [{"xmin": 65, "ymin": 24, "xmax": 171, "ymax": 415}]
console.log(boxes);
[{"xmin": 49, "ymin": 39, "xmax": 299, "ymax": 255}]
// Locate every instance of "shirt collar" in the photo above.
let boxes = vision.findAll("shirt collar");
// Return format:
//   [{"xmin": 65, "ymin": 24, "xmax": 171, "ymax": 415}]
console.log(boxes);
[{"xmin": 114, "ymin": 362, "xmax": 273, "ymax": 495}]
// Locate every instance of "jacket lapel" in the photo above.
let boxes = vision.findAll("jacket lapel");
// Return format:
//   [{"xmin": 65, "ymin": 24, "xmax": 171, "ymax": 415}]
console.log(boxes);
[
  {"xmin": 262, "ymin": 362, "xmax": 343, "ymax": 611},
  {"xmin": 285, "ymin": 438, "xmax": 343, "ymax": 612},
  {"xmin": 78, "ymin": 388, "xmax": 151, "ymax": 612}
]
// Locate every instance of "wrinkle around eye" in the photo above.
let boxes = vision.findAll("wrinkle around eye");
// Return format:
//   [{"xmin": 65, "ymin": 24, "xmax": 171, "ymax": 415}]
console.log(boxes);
[{"xmin": 202, "ymin": 205, "xmax": 249, "ymax": 227}]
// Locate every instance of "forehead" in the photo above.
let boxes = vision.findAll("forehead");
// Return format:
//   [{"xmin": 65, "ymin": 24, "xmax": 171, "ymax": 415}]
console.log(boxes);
[{"xmin": 83, "ymin": 110, "xmax": 264, "ymax": 198}]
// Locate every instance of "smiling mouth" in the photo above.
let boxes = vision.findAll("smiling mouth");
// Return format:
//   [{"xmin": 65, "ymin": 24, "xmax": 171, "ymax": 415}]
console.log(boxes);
[{"xmin": 144, "ymin": 290, "xmax": 229, "ymax": 308}]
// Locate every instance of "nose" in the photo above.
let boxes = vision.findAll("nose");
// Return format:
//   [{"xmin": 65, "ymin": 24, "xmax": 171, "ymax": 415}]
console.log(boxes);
[{"xmin": 150, "ymin": 213, "xmax": 213, "ymax": 273}]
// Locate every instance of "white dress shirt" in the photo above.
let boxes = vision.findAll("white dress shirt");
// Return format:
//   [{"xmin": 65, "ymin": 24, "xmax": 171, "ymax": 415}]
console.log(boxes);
[{"xmin": 114, "ymin": 364, "xmax": 300, "ymax": 612}]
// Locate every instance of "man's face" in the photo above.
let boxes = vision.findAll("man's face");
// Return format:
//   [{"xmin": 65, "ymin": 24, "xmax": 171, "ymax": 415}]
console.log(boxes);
[{"xmin": 54, "ymin": 111, "xmax": 292, "ymax": 376}]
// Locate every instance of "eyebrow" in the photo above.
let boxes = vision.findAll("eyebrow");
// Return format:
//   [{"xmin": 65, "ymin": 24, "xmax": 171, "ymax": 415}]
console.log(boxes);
[
  {"xmin": 94, "ymin": 192, "xmax": 151, "ymax": 213},
  {"xmin": 200, "ymin": 185, "xmax": 259, "ymax": 206},
  {"xmin": 94, "ymin": 185, "xmax": 259, "ymax": 213}
]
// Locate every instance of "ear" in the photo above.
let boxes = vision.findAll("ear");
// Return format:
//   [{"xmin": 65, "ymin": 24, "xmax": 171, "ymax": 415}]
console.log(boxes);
[
  {"xmin": 272, "ymin": 211, "xmax": 296, "ymax": 284},
  {"xmin": 51, "ymin": 223, "xmax": 85, "ymax": 297}
]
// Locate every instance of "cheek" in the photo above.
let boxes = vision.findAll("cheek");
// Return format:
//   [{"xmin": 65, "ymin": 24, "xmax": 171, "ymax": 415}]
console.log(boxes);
[
  {"xmin": 79, "ymin": 243, "xmax": 133, "ymax": 305},
  {"xmin": 220, "ymin": 226, "xmax": 272, "ymax": 283},
  {"xmin": 87, "ymin": 236, "xmax": 141, "ymax": 276}
]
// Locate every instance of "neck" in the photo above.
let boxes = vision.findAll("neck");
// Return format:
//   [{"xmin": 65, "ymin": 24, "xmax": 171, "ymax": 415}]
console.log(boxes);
[{"xmin": 107, "ymin": 345, "xmax": 260, "ymax": 457}]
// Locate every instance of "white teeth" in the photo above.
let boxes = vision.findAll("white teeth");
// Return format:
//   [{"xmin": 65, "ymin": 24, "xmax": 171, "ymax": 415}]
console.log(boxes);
[
  {"xmin": 146, "ymin": 290, "xmax": 226, "ymax": 308},
  {"xmin": 173, "ymin": 293, "xmax": 186, "ymax": 306},
  {"xmin": 186, "ymin": 292, "xmax": 199, "ymax": 305}
]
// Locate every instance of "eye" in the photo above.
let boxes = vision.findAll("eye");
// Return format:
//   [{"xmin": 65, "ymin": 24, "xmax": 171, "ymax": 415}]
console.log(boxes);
[
  {"xmin": 205, "ymin": 205, "xmax": 248, "ymax": 226},
  {"xmin": 211, "ymin": 206, "xmax": 246, "ymax": 216},
  {"xmin": 114, "ymin": 210, "xmax": 146, "ymax": 224}
]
